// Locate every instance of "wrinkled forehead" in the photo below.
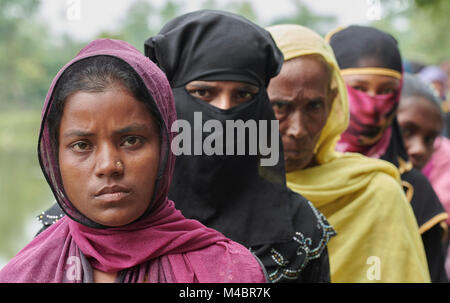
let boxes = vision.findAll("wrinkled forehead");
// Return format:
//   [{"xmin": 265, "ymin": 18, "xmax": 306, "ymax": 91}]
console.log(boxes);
[{"xmin": 275, "ymin": 55, "xmax": 334, "ymax": 92}]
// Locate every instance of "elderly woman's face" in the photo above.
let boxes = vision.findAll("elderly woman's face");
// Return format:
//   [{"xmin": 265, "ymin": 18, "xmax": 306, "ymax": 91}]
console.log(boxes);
[
  {"xmin": 397, "ymin": 96, "xmax": 443, "ymax": 170},
  {"xmin": 267, "ymin": 56, "xmax": 336, "ymax": 172},
  {"xmin": 185, "ymin": 80, "xmax": 259, "ymax": 110},
  {"xmin": 58, "ymin": 86, "xmax": 160, "ymax": 227}
]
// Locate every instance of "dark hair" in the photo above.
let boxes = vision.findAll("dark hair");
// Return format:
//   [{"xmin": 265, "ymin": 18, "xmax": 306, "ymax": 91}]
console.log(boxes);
[{"xmin": 47, "ymin": 55, "xmax": 161, "ymax": 150}]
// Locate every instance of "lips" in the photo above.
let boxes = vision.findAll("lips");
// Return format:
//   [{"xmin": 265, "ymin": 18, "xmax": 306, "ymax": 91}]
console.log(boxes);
[{"xmin": 94, "ymin": 185, "xmax": 131, "ymax": 202}]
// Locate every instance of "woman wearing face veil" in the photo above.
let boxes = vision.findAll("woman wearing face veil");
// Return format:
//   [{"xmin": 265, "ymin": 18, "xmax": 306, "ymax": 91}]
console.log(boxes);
[
  {"xmin": 328, "ymin": 25, "xmax": 448, "ymax": 282},
  {"xmin": 266, "ymin": 24, "xmax": 430, "ymax": 282},
  {"xmin": 145, "ymin": 10, "xmax": 336, "ymax": 283}
]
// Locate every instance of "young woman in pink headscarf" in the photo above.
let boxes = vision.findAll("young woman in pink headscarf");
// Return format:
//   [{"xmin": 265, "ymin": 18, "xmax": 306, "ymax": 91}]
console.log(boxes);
[{"xmin": 0, "ymin": 39, "xmax": 266, "ymax": 283}]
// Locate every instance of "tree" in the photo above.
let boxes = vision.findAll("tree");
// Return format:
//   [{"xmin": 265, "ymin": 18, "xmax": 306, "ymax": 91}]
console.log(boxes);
[
  {"xmin": 372, "ymin": 0, "xmax": 450, "ymax": 65},
  {"xmin": 267, "ymin": 0, "xmax": 336, "ymax": 36},
  {"xmin": 0, "ymin": 0, "xmax": 85, "ymax": 110}
]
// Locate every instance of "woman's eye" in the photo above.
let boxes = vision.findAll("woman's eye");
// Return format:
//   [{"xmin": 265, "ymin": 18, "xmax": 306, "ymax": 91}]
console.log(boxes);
[
  {"xmin": 307, "ymin": 100, "xmax": 323, "ymax": 111},
  {"xmin": 189, "ymin": 89, "xmax": 211, "ymax": 99},
  {"xmin": 70, "ymin": 141, "xmax": 91, "ymax": 152},
  {"xmin": 272, "ymin": 101, "xmax": 287, "ymax": 110},
  {"xmin": 379, "ymin": 88, "xmax": 396, "ymax": 95},
  {"xmin": 121, "ymin": 136, "xmax": 143, "ymax": 147},
  {"xmin": 236, "ymin": 90, "xmax": 254, "ymax": 100},
  {"xmin": 352, "ymin": 85, "xmax": 367, "ymax": 92},
  {"xmin": 424, "ymin": 136, "xmax": 436, "ymax": 147},
  {"xmin": 271, "ymin": 101, "xmax": 290, "ymax": 117},
  {"xmin": 400, "ymin": 127, "xmax": 412, "ymax": 138}
]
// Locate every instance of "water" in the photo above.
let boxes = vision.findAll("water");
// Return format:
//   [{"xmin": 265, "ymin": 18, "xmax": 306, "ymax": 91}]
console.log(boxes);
[{"xmin": 0, "ymin": 111, "xmax": 54, "ymax": 269}]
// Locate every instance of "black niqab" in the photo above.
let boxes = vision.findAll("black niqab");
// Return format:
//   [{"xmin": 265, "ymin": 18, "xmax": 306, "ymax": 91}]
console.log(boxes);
[{"xmin": 145, "ymin": 10, "xmax": 334, "ymax": 250}]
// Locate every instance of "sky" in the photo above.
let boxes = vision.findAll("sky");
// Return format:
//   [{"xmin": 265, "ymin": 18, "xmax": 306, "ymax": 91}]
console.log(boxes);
[{"xmin": 38, "ymin": 0, "xmax": 376, "ymax": 41}]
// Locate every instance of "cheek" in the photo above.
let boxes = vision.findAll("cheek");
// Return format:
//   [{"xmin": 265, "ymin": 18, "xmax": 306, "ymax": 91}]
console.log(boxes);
[
  {"xmin": 59, "ymin": 151, "xmax": 91, "ymax": 200},
  {"xmin": 129, "ymin": 147, "xmax": 161, "ymax": 196},
  {"xmin": 401, "ymin": 135, "xmax": 412, "ymax": 149},
  {"xmin": 309, "ymin": 112, "xmax": 329, "ymax": 141}
]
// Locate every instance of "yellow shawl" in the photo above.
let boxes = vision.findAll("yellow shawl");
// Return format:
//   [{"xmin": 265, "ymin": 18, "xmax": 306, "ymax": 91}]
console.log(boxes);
[{"xmin": 266, "ymin": 24, "xmax": 430, "ymax": 282}]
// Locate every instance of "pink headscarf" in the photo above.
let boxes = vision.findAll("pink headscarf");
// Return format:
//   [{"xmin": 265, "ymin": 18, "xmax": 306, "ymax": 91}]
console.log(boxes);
[
  {"xmin": 422, "ymin": 136, "xmax": 450, "ymax": 225},
  {"xmin": 0, "ymin": 39, "xmax": 265, "ymax": 283}
]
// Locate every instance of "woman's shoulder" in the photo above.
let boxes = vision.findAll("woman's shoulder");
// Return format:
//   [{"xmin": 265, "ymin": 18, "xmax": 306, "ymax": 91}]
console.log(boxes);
[
  {"xmin": 185, "ymin": 239, "xmax": 267, "ymax": 283},
  {"xmin": 251, "ymin": 194, "xmax": 335, "ymax": 282},
  {"xmin": 287, "ymin": 193, "xmax": 336, "ymax": 252}
]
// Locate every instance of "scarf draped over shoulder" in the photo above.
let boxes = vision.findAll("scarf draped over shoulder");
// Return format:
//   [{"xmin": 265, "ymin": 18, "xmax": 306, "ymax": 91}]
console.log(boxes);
[{"xmin": 266, "ymin": 24, "xmax": 430, "ymax": 282}]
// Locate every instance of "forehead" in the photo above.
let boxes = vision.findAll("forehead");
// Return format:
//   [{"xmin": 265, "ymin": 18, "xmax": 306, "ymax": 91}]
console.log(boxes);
[
  {"xmin": 61, "ymin": 87, "xmax": 154, "ymax": 128},
  {"xmin": 398, "ymin": 96, "xmax": 443, "ymax": 129},
  {"xmin": 343, "ymin": 73, "xmax": 400, "ymax": 87},
  {"xmin": 268, "ymin": 55, "xmax": 331, "ymax": 94},
  {"xmin": 186, "ymin": 80, "xmax": 259, "ymax": 90},
  {"xmin": 399, "ymin": 96, "xmax": 443, "ymax": 119}
]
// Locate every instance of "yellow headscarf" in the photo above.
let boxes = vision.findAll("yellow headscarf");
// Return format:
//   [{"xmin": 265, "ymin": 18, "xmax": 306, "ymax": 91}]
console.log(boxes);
[{"xmin": 266, "ymin": 24, "xmax": 430, "ymax": 282}]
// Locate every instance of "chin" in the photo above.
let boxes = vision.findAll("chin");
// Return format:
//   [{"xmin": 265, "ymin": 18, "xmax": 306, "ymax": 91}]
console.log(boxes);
[{"xmin": 92, "ymin": 211, "xmax": 142, "ymax": 228}]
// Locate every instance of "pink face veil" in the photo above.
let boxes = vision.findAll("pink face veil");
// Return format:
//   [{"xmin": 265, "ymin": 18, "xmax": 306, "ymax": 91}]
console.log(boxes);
[{"xmin": 336, "ymin": 83, "xmax": 401, "ymax": 157}]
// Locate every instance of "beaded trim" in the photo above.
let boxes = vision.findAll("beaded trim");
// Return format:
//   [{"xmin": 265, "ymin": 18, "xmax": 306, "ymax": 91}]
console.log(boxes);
[
  {"xmin": 268, "ymin": 201, "xmax": 335, "ymax": 282},
  {"xmin": 37, "ymin": 210, "xmax": 64, "ymax": 226}
]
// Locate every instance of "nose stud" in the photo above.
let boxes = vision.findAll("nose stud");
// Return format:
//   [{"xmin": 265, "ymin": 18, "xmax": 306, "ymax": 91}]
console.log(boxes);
[{"xmin": 116, "ymin": 161, "xmax": 123, "ymax": 169}]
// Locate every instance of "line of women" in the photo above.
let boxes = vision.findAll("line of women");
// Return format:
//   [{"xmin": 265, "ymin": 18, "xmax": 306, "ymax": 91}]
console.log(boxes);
[{"xmin": 1, "ymin": 9, "xmax": 448, "ymax": 283}]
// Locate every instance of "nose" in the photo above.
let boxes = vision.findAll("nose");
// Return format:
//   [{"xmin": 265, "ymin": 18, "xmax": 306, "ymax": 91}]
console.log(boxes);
[
  {"xmin": 286, "ymin": 109, "xmax": 307, "ymax": 139},
  {"xmin": 95, "ymin": 143, "xmax": 124, "ymax": 178},
  {"xmin": 366, "ymin": 89, "xmax": 377, "ymax": 97},
  {"xmin": 407, "ymin": 136, "xmax": 427, "ymax": 164},
  {"xmin": 212, "ymin": 92, "xmax": 233, "ymax": 110}
]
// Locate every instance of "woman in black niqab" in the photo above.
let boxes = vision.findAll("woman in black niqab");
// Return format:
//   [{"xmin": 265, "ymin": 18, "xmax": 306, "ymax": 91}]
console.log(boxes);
[{"xmin": 145, "ymin": 10, "xmax": 335, "ymax": 282}]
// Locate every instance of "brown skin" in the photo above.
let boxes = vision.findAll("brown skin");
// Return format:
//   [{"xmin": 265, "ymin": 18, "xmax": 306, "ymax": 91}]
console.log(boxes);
[
  {"xmin": 58, "ymin": 85, "xmax": 160, "ymax": 282},
  {"xmin": 185, "ymin": 80, "xmax": 259, "ymax": 109},
  {"xmin": 397, "ymin": 96, "xmax": 443, "ymax": 170},
  {"xmin": 342, "ymin": 74, "xmax": 400, "ymax": 97},
  {"xmin": 267, "ymin": 55, "xmax": 337, "ymax": 172}
]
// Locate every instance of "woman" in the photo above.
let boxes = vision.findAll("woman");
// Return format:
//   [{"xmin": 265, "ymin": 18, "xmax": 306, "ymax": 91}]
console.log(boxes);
[
  {"xmin": 397, "ymin": 73, "xmax": 450, "ymax": 279},
  {"xmin": 266, "ymin": 24, "xmax": 430, "ymax": 282},
  {"xmin": 145, "ymin": 10, "xmax": 335, "ymax": 283},
  {"xmin": 0, "ymin": 39, "xmax": 266, "ymax": 283},
  {"xmin": 328, "ymin": 25, "xmax": 448, "ymax": 282}
]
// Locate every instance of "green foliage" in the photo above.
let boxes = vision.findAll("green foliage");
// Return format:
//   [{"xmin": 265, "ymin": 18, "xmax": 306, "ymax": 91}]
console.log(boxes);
[
  {"xmin": 372, "ymin": 0, "xmax": 450, "ymax": 65},
  {"xmin": 0, "ymin": 110, "xmax": 53, "ymax": 260},
  {"xmin": 267, "ymin": 0, "xmax": 336, "ymax": 35},
  {"xmin": 226, "ymin": 1, "xmax": 258, "ymax": 23}
]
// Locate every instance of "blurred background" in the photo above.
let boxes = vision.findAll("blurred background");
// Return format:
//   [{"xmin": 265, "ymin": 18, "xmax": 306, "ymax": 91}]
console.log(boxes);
[{"xmin": 0, "ymin": 0, "xmax": 449, "ymax": 268}]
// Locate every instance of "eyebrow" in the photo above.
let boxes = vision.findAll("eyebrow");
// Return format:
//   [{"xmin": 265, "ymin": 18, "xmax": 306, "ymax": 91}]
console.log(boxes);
[
  {"xmin": 115, "ymin": 123, "xmax": 152, "ymax": 134},
  {"xmin": 307, "ymin": 96, "xmax": 326, "ymax": 103},
  {"xmin": 63, "ymin": 123, "xmax": 152, "ymax": 138},
  {"xmin": 186, "ymin": 82, "xmax": 259, "ymax": 93},
  {"xmin": 63, "ymin": 130, "xmax": 94, "ymax": 138},
  {"xmin": 351, "ymin": 79, "xmax": 398, "ymax": 86},
  {"xmin": 185, "ymin": 83, "xmax": 215, "ymax": 90},
  {"xmin": 236, "ymin": 85, "xmax": 259, "ymax": 93}
]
